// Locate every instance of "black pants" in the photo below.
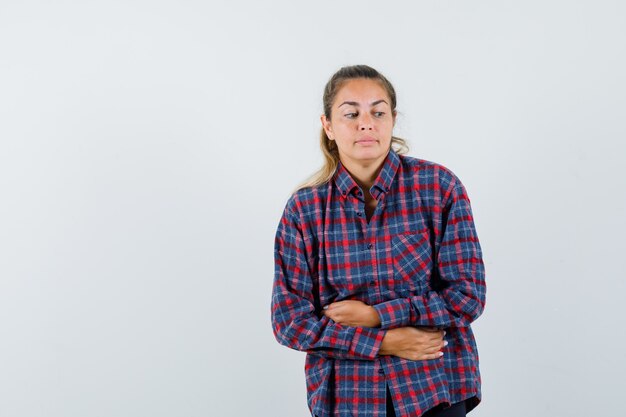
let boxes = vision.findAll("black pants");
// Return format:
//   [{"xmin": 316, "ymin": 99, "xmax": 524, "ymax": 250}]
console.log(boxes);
[{"xmin": 386, "ymin": 385, "xmax": 466, "ymax": 417}]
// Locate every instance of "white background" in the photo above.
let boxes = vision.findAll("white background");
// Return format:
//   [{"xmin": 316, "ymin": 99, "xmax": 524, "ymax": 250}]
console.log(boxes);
[{"xmin": 1, "ymin": 1, "xmax": 625, "ymax": 416}]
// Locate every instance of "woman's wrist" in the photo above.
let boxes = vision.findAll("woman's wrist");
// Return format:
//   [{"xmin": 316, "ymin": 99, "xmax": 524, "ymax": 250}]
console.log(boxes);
[
  {"xmin": 368, "ymin": 306, "xmax": 382, "ymax": 327},
  {"xmin": 379, "ymin": 328, "xmax": 397, "ymax": 356}
]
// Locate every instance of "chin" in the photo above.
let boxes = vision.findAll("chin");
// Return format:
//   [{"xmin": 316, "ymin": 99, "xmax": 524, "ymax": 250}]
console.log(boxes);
[{"xmin": 354, "ymin": 150, "xmax": 386, "ymax": 161}]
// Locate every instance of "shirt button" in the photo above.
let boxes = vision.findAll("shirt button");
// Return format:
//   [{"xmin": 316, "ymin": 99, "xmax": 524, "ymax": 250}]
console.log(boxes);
[
  {"xmin": 367, "ymin": 243, "xmax": 373, "ymax": 249},
  {"xmin": 370, "ymin": 281, "xmax": 376, "ymax": 286},
  {"xmin": 378, "ymin": 368, "xmax": 384, "ymax": 374},
  {"xmin": 356, "ymin": 212, "xmax": 362, "ymax": 217}
]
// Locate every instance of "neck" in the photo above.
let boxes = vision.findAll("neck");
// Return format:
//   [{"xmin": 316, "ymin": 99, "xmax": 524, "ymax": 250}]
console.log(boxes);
[{"xmin": 339, "ymin": 152, "xmax": 388, "ymax": 194}]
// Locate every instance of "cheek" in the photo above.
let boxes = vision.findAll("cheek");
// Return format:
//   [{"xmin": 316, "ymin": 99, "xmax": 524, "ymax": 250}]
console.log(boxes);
[
  {"xmin": 337, "ymin": 119, "xmax": 355, "ymax": 128},
  {"xmin": 334, "ymin": 123, "xmax": 355, "ymax": 137},
  {"xmin": 382, "ymin": 120, "xmax": 395, "ymax": 134}
]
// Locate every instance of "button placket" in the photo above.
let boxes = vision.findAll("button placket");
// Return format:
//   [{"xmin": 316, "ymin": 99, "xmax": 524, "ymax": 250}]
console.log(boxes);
[{"xmin": 367, "ymin": 241, "xmax": 376, "ymax": 287}]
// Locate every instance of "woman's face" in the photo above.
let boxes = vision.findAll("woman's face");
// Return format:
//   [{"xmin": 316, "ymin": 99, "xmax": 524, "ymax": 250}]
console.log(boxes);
[{"xmin": 321, "ymin": 78, "xmax": 396, "ymax": 167}]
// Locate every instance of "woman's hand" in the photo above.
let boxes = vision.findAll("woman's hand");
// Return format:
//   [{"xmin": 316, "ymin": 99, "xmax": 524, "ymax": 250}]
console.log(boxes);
[
  {"xmin": 322, "ymin": 300, "xmax": 382, "ymax": 328},
  {"xmin": 379, "ymin": 327, "xmax": 446, "ymax": 361},
  {"xmin": 322, "ymin": 300, "xmax": 446, "ymax": 360}
]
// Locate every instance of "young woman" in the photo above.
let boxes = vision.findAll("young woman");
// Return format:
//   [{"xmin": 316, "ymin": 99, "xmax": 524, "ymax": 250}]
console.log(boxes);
[{"xmin": 271, "ymin": 65, "xmax": 486, "ymax": 417}]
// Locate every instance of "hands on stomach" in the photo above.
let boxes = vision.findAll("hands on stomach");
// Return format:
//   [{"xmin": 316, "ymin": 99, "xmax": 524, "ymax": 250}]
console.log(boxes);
[{"xmin": 323, "ymin": 299, "xmax": 446, "ymax": 361}]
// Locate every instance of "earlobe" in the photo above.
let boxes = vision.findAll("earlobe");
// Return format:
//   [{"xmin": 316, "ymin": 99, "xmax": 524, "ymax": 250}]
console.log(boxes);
[{"xmin": 321, "ymin": 114, "xmax": 334, "ymax": 140}]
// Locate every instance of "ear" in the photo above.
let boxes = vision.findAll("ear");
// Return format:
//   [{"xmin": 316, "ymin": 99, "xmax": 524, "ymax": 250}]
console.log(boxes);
[{"xmin": 320, "ymin": 114, "xmax": 334, "ymax": 140}]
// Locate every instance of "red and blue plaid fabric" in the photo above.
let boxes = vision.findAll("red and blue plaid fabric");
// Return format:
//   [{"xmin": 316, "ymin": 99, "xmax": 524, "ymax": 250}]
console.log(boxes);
[{"xmin": 271, "ymin": 149, "xmax": 486, "ymax": 417}]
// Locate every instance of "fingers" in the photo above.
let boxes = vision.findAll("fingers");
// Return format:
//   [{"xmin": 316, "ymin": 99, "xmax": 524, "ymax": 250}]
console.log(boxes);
[
  {"xmin": 409, "ymin": 331, "xmax": 448, "ymax": 360},
  {"xmin": 322, "ymin": 302, "xmax": 343, "ymax": 315},
  {"xmin": 421, "ymin": 339, "xmax": 447, "ymax": 354},
  {"xmin": 423, "ymin": 351, "xmax": 445, "ymax": 360},
  {"xmin": 417, "ymin": 330, "xmax": 444, "ymax": 344},
  {"xmin": 322, "ymin": 308, "xmax": 335, "ymax": 321},
  {"xmin": 403, "ymin": 350, "xmax": 444, "ymax": 361},
  {"xmin": 406, "ymin": 341, "xmax": 447, "ymax": 361},
  {"xmin": 322, "ymin": 305, "xmax": 346, "ymax": 324},
  {"xmin": 322, "ymin": 300, "xmax": 360, "ymax": 320}
]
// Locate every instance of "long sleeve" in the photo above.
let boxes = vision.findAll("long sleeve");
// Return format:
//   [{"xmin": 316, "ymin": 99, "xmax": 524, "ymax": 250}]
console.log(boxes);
[
  {"xmin": 373, "ymin": 178, "xmax": 486, "ymax": 330},
  {"xmin": 271, "ymin": 204, "xmax": 386, "ymax": 360}
]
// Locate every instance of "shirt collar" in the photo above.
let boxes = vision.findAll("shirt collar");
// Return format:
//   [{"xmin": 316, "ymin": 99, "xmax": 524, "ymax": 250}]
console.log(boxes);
[{"xmin": 333, "ymin": 148, "xmax": 401, "ymax": 200}]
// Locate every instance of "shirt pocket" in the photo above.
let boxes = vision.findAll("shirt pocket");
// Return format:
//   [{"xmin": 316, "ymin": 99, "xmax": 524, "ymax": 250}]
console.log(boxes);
[{"xmin": 391, "ymin": 230, "xmax": 433, "ymax": 296}]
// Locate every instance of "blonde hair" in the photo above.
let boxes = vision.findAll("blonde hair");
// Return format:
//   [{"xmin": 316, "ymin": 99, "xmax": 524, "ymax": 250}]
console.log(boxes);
[{"xmin": 296, "ymin": 65, "xmax": 409, "ymax": 192}]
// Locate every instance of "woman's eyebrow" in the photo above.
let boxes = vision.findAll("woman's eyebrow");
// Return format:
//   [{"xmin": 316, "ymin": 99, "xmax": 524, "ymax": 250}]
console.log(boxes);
[{"xmin": 338, "ymin": 99, "xmax": 389, "ymax": 108}]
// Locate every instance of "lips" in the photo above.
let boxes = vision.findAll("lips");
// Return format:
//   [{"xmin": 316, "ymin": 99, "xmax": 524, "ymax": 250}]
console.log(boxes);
[{"xmin": 356, "ymin": 136, "xmax": 377, "ymax": 143}]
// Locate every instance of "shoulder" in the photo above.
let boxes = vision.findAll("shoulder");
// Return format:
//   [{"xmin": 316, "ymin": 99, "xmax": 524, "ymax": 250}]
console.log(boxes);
[
  {"xmin": 282, "ymin": 182, "xmax": 330, "ymax": 219},
  {"xmin": 398, "ymin": 153, "xmax": 463, "ymax": 192}
]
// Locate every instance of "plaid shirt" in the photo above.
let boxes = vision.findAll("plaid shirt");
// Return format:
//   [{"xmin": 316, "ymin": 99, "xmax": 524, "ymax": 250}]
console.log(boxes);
[{"xmin": 271, "ymin": 149, "xmax": 486, "ymax": 417}]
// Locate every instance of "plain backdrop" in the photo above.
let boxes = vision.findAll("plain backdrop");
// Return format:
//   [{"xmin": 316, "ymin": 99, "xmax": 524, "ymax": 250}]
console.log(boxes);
[{"xmin": 1, "ymin": 1, "xmax": 625, "ymax": 416}]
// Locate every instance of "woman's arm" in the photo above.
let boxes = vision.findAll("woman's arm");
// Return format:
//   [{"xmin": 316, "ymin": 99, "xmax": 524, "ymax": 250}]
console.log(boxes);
[
  {"xmin": 322, "ymin": 300, "xmax": 446, "ymax": 360},
  {"xmin": 271, "ymin": 205, "xmax": 386, "ymax": 361},
  {"xmin": 373, "ymin": 178, "xmax": 487, "ymax": 330}
]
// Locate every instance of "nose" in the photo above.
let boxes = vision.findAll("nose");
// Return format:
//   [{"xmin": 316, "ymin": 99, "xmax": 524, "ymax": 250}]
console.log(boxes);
[{"xmin": 358, "ymin": 114, "xmax": 373, "ymax": 130}]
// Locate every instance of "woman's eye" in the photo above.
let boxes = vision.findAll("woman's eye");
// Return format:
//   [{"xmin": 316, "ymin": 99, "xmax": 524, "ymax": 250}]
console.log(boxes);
[
  {"xmin": 374, "ymin": 111, "xmax": 385, "ymax": 117},
  {"xmin": 345, "ymin": 113, "xmax": 358, "ymax": 119}
]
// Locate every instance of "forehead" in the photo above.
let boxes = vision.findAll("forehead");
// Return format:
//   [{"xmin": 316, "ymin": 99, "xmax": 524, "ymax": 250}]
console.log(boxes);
[{"xmin": 333, "ymin": 78, "xmax": 390, "ymax": 106}]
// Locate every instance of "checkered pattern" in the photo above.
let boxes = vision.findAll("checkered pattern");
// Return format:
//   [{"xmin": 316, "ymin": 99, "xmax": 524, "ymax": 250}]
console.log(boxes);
[{"xmin": 271, "ymin": 149, "xmax": 486, "ymax": 417}]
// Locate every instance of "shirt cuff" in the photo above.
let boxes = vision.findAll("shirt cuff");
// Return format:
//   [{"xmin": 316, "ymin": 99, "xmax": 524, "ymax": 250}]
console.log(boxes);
[
  {"xmin": 348, "ymin": 326, "xmax": 386, "ymax": 360},
  {"xmin": 373, "ymin": 298, "xmax": 411, "ymax": 330}
]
